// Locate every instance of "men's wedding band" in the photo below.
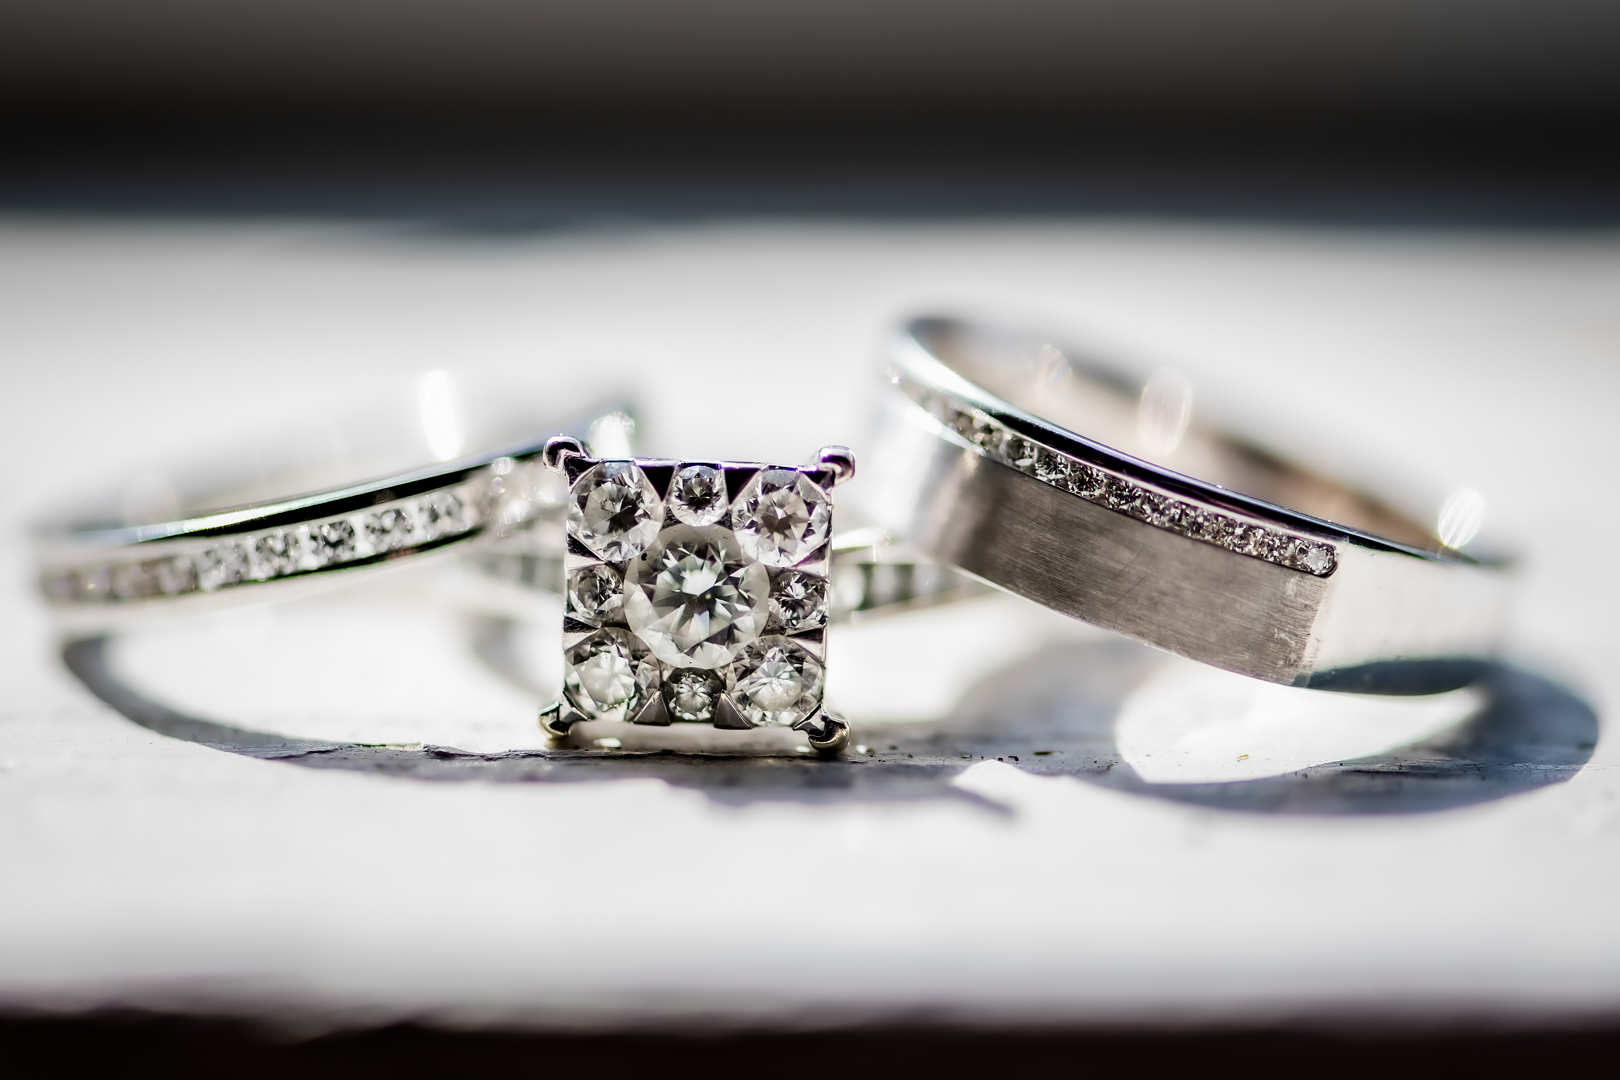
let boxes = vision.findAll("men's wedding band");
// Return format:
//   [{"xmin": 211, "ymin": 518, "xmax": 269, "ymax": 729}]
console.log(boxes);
[{"xmin": 859, "ymin": 316, "xmax": 1511, "ymax": 690}]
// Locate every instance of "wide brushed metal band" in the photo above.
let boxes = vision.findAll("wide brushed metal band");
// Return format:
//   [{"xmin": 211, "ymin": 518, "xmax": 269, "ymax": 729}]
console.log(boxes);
[{"xmin": 859, "ymin": 316, "xmax": 1512, "ymax": 689}]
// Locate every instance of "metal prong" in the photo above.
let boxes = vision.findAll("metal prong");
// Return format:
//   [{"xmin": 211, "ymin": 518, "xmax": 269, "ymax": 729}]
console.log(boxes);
[
  {"xmin": 539, "ymin": 700, "xmax": 584, "ymax": 739},
  {"xmin": 814, "ymin": 445, "xmax": 857, "ymax": 487},
  {"xmin": 803, "ymin": 712, "xmax": 851, "ymax": 755},
  {"xmin": 632, "ymin": 693, "xmax": 671, "ymax": 726},
  {"xmin": 542, "ymin": 434, "xmax": 588, "ymax": 471},
  {"xmin": 713, "ymin": 693, "xmax": 753, "ymax": 730}
]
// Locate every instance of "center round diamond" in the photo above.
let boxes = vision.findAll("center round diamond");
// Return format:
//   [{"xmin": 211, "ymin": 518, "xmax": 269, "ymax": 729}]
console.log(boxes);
[{"xmin": 622, "ymin": 524, "xmax": 770, "ymax": 669}]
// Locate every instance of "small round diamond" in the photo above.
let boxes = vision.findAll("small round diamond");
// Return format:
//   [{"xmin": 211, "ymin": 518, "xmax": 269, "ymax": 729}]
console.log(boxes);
[
  {"xmin": 1159, "ymin": 501, "xmax": 1192, "ymax": 531},
  {"xmin": 1223, "ymin": 523, "xmax": 1255, "ymax": 554},
  {"xmin": 155, "ymin": 556, "xmax": 197, "ymax": 595},
  {"xmin": 728, "ymin": 636, "xmax": 825, "ymax": 727},
  {"xmin": 111, "ymin": 561, "xmax": 159, "ymax": 600},
  {"xmin": 1296, "ymin": 542, "xmax": 1336, "ymax": 576},
  {"xmin": 769, "ymin": 570, "xmax": 829, "ymax": 632},
  {"xmin": 1190, "ymin": 512, "xmax": 1232, "ymax": 544},
  {"xmin": 1033, "ymin": 448, "xmax": 1070, "ymax": 485},
  {"xmin": 567, "ymin": 563, "xmax": 624, "ymax": 624},
  {"xmin": 1135, "ymin": 492, "xmax": 1171, "ymax": 526},
  {"xmin": 366, "ymin": 507, "xmax": 413, "ymax": 552},
  {"xmin": 1001, "ymin": 435, "xmax": 1038, "ymax": 472},
  {"xmin": 563, "ymin": 627, "xmax": 659, "ymax": 721},
  {"xmin": 951, "ymin": 408, "xmax": 1000, "ymax": 451},
  {"xmin": 419, "ymin": 490, "xmax": 470, "ymax": 539},
  {"xmin": 1104, "ymin": 477, "xmax": 1141, "ymax": 513},
  {"xmin": 1068, "ymin": 464, "xmax": 1106, "ymax": 499},
  {"xmin": 664, "ymin": 669, "xmax": 723, "ymax": 722},
  {"xmin": 567, "ymin": 461, "xmax": 664, "ymax": 563},
  {"xmin": 1261, "ymin": 532, "xmax": 1298, "ymax": 564},
  {"xmin": 623, "ymin": 524, "xmax": 770, "ymax": 669},
  {"xmin": 196, "ymin": 543, "xmax": 250, "ymax": 591},
  {"xmin": 667, "ymin": 463, "xmax": 729, "ymax": 527},
  {"xmin": 309, "ymin": 520, "xmax": 356, "ymax": 566},
  {"xmin": 252, "ymin": 531, "xmax": 297, "ymax": 579},
  {"xmin": 731, "ymin": 469, "xmax": 832, "ymax": 568}
]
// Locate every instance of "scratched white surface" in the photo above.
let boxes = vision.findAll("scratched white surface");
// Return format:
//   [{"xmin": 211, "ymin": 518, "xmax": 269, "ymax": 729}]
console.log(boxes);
[{"xmin": 1, "ymin": 218, "xmax": 1617, "ymax": 1030}]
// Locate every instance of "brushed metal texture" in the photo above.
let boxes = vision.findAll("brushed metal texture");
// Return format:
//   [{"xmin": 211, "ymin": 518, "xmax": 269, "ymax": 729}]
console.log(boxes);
[{"xmin": 904, "ymin": 437, "xmax": 1323, "ymax": 682}]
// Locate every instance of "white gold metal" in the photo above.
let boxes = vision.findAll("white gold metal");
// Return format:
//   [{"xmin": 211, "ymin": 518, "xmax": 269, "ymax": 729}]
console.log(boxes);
[
  {"xmin": 860, "ymin": 316, "xmax": 1513, "ymax": 689},
  {"xmin": 35, "ymin": 406, "xmax": 618, "ymax": 631}
]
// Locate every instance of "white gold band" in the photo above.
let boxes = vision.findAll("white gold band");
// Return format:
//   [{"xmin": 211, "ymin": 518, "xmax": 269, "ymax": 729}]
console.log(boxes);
[{"xmin": 858, "ymin": 316, "xmax": 1512, "ymax": 690}]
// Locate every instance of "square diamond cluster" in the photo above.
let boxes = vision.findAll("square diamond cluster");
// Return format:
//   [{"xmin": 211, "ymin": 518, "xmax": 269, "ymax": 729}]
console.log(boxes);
[{"xmin": 560, "ymin": 459, "xmax": 834, "ymax": 730}]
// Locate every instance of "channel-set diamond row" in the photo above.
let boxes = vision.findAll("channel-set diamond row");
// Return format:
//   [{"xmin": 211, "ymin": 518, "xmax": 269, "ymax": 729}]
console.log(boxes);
[
  {"xmin": 911, "ymin": 390, "xmax": 1338, "ymax": 577},
  {"xmin": 45, "ymin": 482, "xmax": 490, "ymax": 604}
]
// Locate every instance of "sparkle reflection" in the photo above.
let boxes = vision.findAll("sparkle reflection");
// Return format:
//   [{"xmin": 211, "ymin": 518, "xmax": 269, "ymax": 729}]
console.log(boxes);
[{"xmin": 1438, "ymin": 487, "xmax": 1487, "ymax": 549}]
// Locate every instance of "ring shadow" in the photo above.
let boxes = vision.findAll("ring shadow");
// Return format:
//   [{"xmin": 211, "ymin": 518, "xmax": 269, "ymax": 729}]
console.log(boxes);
[{"xmin": 64, "ymin": 627, "xmax": 1597, "ymax": 816}]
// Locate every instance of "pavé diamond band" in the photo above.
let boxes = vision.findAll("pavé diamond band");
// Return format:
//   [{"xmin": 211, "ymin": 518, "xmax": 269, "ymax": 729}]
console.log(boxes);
[
  {"xmin": 859, "ymin": 316, "xmax": 1512, "ymax": 690},
  {"xmin": 33, "ymin": 396, "xmax": 613, "ymax": 632},
  {"xmin": 538, "ymin": 437, "xmax": 856, "ymax": 753}
]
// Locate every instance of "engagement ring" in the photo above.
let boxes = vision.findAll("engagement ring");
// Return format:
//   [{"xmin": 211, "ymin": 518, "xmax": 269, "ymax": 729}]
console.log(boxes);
[{"xmin": 538, "ymin": 437, "xmax": 856, "ymax": 753}]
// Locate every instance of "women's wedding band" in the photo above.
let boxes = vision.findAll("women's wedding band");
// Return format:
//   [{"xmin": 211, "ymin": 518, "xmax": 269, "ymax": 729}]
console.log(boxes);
[
  {"xmin": 859, "ymin": 316, "xmax": 1511, "ymax": 690},
  {"xmin": 33, "ymin": 414, "xmax": 606, "ymax": 631}
]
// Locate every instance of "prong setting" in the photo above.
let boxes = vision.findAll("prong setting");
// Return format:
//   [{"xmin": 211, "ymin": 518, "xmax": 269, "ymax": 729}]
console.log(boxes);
[
  {"xmin": 814, "ymin": 445, "xmax": 857, "ymax": 487},
  {"xmin": 539, "ymin": 700, "xmax": 585, "ymax": 739},
  {"xmin": 542, "ymin": 434, "xmax": 588, "ymax": 471}
]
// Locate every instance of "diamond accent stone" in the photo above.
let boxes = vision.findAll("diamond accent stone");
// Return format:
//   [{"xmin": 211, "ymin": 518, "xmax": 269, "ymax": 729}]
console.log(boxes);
[
  {"xmin": 155, "ymin": 556, "xmax": 196, "ymax": 595},
  {"xmin": 1104, "ymin": 476, "xmax": 1141, "ymax": 513},
  {"xmin": 566, "ymin": 563, "xmax": 625, "ymax": 625},
  {"xmin": 731, "ymin": 469, "xmax": 831, "ymax": 568},
  {"xmin": 953, "ymin": 409, "xmax": 1000, "ymax": 450},
  {"xmin": 622, "ymin": 523, "xmax": 770, "ymax": 669},
  {"xmin": 667, "ymin": 464, "xmax": 729, "ymax": 527},
  {"xmin": 1068, "ymin": 463, "xmax": 1106, "ymax": 499},
  {"xmin": 365, "ymin": 507, "xmax": 413, "ymax": 553},
  {"xmin": 195, "ymin": 543, "xmax": 250, "ymax": 591},
  {"xmin": 768, "ymin": 569, "xmax": 829, "ymax": 632},
  {"xmin": 1194, "ymin": 512, "xmax": 1232, "ymax": 544},
  {"xmin": 419, "ymin": 490, "xmax": 469, "ymax": 539},
  {"xmin": 1262, "ymin": 532, "xmax": 1298, "ymax": 563},
  {"xmin": 1001, "ymin": 435, "xmax": 1038, "ymax": 472},
  {"xmin": 1134, "ymin": 492, "xmax": 1171, "ymax": 527},
  {"xmin": 728, "ymin": 636, "xmax": 825, "ymax": 727},
  {"xmin": 1297, "ymin": 542, "xmax": 1336, "ymax": 575},
  {"xmin": 929, "ymin": 399, "xmax": 1337, "ymax": 577},
  {"xmin": 1033, "ymin": 448, "xmax": 1070, "ymax": 485},
  {"xmin": 664, "ymin": 669, "xmax": 722, "ymax": 722},
  {"xmin": 111, "ymin": 561, "xmax": 158, "ymax": 600},
  {"xmin": 310, "ymin": 520, "xmax": 356, "ymax": 565},
  {"xmin": 568, "ymin": 461, "xmax": 663, "ymax": 563},
  {"xmin": 1226, "ymin": 524, "xmax": 1265, "ymax": 557},
  {"xmin": 563, "ymin": 627, "xmax": 660, "ymax": 721},
  {"xmin": 252, "ymin": 531, "xmax": 298, "ymax": 580}
]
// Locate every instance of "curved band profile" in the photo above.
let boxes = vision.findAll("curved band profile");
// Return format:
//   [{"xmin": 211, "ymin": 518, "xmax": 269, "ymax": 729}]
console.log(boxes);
[{"xmin": 858, "ymin": 316, "xmax": 1511, "ymax": 689}]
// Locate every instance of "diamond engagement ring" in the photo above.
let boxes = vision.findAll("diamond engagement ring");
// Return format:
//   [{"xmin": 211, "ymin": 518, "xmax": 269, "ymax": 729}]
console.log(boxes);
[
  {"xmin": 860, "ymin": 316, "xmax": 1512, "ymax": 690},
  {"xmin": 538, "ymin": 437, "xmax": 856, "ymax": 753}
]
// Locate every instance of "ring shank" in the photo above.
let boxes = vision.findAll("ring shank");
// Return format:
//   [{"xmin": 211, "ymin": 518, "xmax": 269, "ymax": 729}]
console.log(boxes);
[{"xmin": 34, "ymin": 383, "xmax": 628, "ymax": 627}]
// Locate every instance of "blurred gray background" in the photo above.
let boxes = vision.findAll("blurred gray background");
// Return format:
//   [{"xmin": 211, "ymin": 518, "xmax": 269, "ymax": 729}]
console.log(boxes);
[{"xmin": 3, "ymin": 0, "xmax": 1617, "ymax": 225}]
